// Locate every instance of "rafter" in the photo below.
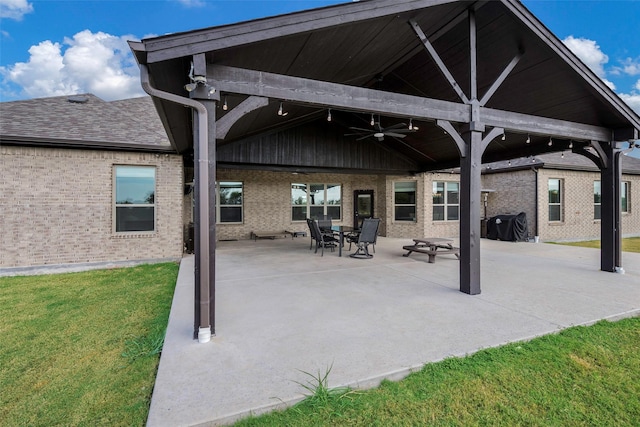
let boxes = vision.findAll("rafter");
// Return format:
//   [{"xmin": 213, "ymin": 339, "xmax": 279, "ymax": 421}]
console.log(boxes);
[
  {"xmin": 216, "ymin": 96, "xmax": 269, "ymax": 140},
  {"xmin": 409, "ymin": 19, "xmax": 469, "ymax": 104}
]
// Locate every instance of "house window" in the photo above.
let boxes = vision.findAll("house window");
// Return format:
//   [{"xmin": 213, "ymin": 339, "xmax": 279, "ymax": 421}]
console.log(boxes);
[
  {"xmin": 594, "ymin": 181, "xmax": 601, "ymax": 220},
  {"xmin": 548, "ymin": 178, "xmax": 562, "ymax": 222},
  {"xmin": 218, "ymin": 181, "xmax": 243, "ymax": 223},
  {"xmin": 394, "ymin": 181, "xmax": 417, "ymax": 221},
  {"xmin": 432, "ymin": 181, "xmax": 459, "ymax": 221},
  {"xmin": 291, "ymin": 183, "xmax": 341, "ymax": 221},
  {"xmin": 594, "ymin": 181, "xmax": 629, "ymax": 220},
  {"xmin": 622, "ymin": 181, "xmax": 629, "ymax": 213},
  {"xmin": 114, "ymin": 165, "xmax": 155, "ymax": 232}
]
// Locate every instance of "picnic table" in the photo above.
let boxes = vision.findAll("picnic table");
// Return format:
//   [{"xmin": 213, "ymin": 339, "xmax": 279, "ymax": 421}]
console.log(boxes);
[{"xmin": 402, "ymin": 237, "xmax": 460, "ymax": 263}]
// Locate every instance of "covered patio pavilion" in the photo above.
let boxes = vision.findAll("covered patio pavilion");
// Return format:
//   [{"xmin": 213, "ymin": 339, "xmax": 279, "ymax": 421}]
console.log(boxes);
[{"xmin": 129, "ymin": 0, "xmax": 640, "ymax": 340}]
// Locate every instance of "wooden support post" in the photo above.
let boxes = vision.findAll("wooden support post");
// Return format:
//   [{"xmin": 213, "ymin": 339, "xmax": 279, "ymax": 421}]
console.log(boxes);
[
  {"xmin": 459, "ymin": 125, "xmax": 484, "ymax": 295},
  {"xmin": 600, "ymin": 142, "xmax": 622, "ymax": 272}
]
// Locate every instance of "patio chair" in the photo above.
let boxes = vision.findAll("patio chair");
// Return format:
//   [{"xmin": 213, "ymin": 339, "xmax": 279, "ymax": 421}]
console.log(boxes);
[
  {"xmin": 317, "ymin": 215, "xmax": 332, "ymax": 231},
  {"xmin": 346, "ymin": 217, "xmax": 378, "ymax": 253},
  {"xmin": 349, "ymin": 217, "xmax": 380, "ymax": 259},
  {"xmin": 308, "ymin": 219, "xmax": 338, "ymax": 256}
]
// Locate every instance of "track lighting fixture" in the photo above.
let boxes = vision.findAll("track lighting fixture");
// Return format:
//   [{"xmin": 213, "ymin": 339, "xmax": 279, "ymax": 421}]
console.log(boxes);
[
  {"xmin": 327, "ymin": 109, "xmax": 332, "ymax": 122},
  {"xmin": 568, "ymin": 140, "xmax": 573, "ymax": 149},
  {"xmin": 370, "ymin": 114, "xmax": 375, "ymax": 126},
  {"xmin": 222, "ymin": 96, "xmax": 228, "ymax": 111},
  {"xmin": 526, "ymin": 134, "xmax": 530, "ymax": 144},
  {"xmin": 502, "ymin": 133, "xmax": 506, "ymax": 141},
  {"xmin": 548, "ymin": 137, "xmax": 553, "ymax": 147}
]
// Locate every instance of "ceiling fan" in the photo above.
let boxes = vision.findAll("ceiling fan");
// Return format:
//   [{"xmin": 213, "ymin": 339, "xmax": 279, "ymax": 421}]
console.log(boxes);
[{"xmin": 345, "ymin": 120, "xmax": 415, "ymax": 141}]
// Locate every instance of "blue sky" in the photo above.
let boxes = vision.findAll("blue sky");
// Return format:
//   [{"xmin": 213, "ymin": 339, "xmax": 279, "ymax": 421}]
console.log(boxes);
[{"xmin": 1, "ymin": 0, "xmax": 639, "ymax": 117}]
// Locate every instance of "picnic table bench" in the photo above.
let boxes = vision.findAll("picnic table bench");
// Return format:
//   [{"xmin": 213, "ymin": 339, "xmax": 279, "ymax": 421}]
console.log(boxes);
[
  {"xmin": 402, "ymin": 237, "xmax": 460, "ymax": 263},
  {"xmin": 251, "ymin": 230, "xmax": 307, "ymax": 241}
]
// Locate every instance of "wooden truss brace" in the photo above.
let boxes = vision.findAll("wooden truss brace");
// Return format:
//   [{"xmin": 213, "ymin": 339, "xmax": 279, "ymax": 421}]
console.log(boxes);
[{"xmin": 215, "ymin": 96, "xmax": 269, "ymax": 139}]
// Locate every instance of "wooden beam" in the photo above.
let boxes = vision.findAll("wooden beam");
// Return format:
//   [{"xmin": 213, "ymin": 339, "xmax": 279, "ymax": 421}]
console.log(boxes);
[
  {"xmin": 216, "ymin": 96, "xmax": 269, "ymax": 139},
  {"xmin": 144, "ymin": 0, "xmax": 456, "ymax": 63},
  {"xmin": 209, "ymin": 65, "xmax": 613, "ymax": 142},
  {"xmin": 481, "ymin": 127, "xmax": 505, "ymax": 153},
  {"xmin": 409, "ymin": 19, "xmax": 469, "ymax": 104},
  {"xmin": 469, "ymin": 9, "xmax": 477, "ymax": 101},
  {"xmin": 479, "ymin": 53, "xmax": 522, "ymax": 106},
  {"xmin": 208, "ymin": 65, "xmax": 470, "ymax": 123},
  {"xmin": 481, "ymin": 107, "xmax": 610, "ymax": 141}
]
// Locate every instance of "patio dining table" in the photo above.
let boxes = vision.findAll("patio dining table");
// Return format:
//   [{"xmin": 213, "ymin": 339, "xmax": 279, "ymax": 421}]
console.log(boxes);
[{"xmin": 325, "ymin": 225, "xmax": 355, "ymax": 257}]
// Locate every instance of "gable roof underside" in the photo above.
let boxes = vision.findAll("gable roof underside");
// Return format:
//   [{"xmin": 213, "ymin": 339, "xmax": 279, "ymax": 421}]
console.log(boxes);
[{"xmin": 132, "ymin": 0, "xmax": 640, "ymax": 173}]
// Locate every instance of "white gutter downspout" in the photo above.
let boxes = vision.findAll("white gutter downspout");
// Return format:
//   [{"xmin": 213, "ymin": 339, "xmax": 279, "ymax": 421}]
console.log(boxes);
[{"xmin": 139, "ymin": 64, "xmax": 212, "ymax": 343}]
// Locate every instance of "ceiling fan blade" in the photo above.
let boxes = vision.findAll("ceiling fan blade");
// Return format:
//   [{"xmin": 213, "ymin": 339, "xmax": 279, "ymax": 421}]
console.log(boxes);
[
  {"xmin": 384, "ymin": 132, "xmax": 407, "ymax": 138},
  {"xmin": 344, "ymin": 132, "xmax": 367, "ymax": 137},
  {"xmin": 385, "ymin": 123, "xmax": 408, "ymax": 130},
  {"xmin": 348, "ymin": 126, "xmax": 373, "ymax": 132},
  {"xmin": 356, "ymin": 135, "xmax": 372, "ymax": 141}
]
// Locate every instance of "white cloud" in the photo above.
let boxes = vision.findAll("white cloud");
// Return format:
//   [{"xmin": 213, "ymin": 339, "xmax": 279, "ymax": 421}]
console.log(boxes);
[
  {"xmin": 176, "ymin": 0, "xmax": 205, "ymax": 7},
  {"xmin": 621, "ymin": 57, "xmax": 640, "ymax": 76},
  {"xmin": 0, "ymin": 0, "xmax": 33, "ymax": 20},
  {"xmin": 563, "ymin": 36, "xmax": 609, "ymax": 78},
  {"xmin": 619, "ymin": 92, "xmax": 640, "ymax": 116},
  {"xmin": 0, "ymin": 30, "xmax": 145, "ymax": 101}
]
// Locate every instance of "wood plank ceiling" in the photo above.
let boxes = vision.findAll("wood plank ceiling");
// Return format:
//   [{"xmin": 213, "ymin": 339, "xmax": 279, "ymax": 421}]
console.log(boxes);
[{"xmin": 134, "ymin": 0, "xmax": 640, "ymax": 174}]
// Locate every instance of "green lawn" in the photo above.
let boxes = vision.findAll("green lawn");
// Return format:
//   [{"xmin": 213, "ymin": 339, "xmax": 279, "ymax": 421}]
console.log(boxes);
[
  {"xmin": 0, "ymin": 263, "xmax": 179, "ymax": 427},
  {"xmin": 557, "ymin": 237, "xmax": 640, "ymax": 252},
  {"xmin": 236, "ymin": 317, "xmax": 640, "ymax": 426}
]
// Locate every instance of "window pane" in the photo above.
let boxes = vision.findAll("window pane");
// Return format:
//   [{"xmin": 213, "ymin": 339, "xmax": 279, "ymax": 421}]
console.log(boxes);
[
  {"xmin": 219, "ymin": 182, "xmax": 242, "ymax": 205},
  {"xmin": 548, "ymin": 179, "xmax": 560, "ymax": 204},
  {"xmin": 310, "ymin": 184, "xmax": 325, "ymax": 205},
  {"xmin": 433, "ymin": 206, "xmax": 444, "ymax": 221},
  {"xmin": 326, "ymin": 184, "xmax": 341, "ymax": 206},
  {"xmin": 446, "ymin": 182, "xmax": 459, "ymax": 204},
  {"xmin": 220, "ymin": 206, "xmax": 242, "ymax": 223},
  {"xmin": 116, "ymin": 206, "xmax": 154, "ymax": 232},
  {"xmin": 594, "ymin": 205, "xmax": 601, "ymax": 220},
  {"xmin": 291, "ymin": 184, "xmax": 307, "ymax": 205},
  {"xmin": 432, "ymin": 182, "xmax": 444, "ymax": 205},
  {"xmin": 594, "ymin": 181, "xmax": 601, "ymax": 204},
  {"xmin": 327, "ymin": 206, "xmax": 341, "ymax": 220},
  {"xmin": 395, "ymin": 206, "xmax": 416, "ymax": 221},
  {"xmin": 115, "ymin": 166, "xmax": 155, "ymax": 205},
  {"xmin": 549, "ymin": 205, "xmax": 561, "ymax": 222},
  {"xmin": 446, "ymin": 205, "xmax": 459, "ymax": 221},
  {"xmin": 621, "ymin": 182, "xmax": 628, "ymax": 212},
  {"xmin": 395, "ymin": 182, "xmax": 416, "ymax": 203},
  {"xmin": 292, "ymin": 206, "xmax": 307, "ymax": 221},
  {"xmin": 310, "ymin": 206, "xmax": 324, "ymax": 219}
]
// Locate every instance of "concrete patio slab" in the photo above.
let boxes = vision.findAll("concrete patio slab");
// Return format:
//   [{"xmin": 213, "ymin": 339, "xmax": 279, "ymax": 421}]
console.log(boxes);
[{"xmin": 147, "ymin": 237, "xmax": 640, "ymax": 427}]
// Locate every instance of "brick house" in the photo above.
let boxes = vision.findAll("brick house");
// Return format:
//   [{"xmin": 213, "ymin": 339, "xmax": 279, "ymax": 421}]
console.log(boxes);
[
  {"xmin": 2, "ymin": 94, "xmax": 639, "ymax": 272},
  {"xmin": 0, "ymin": 94, "xmax": 184, "ymax": 270},
  {"xmin": 482, "ymin": 152, "xmax": 640, "ymax": 242}
]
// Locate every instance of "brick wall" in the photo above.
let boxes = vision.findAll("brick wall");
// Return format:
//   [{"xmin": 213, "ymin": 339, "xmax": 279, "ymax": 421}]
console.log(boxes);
[
  {"xmin": 482, "ymin": 169, "xmax": 537, "ymax": 237},
  {"xmin": 1, "ymin": 146, "xmax": 184, "ymax": 268},
  {"xmin": 215, "ymin": 169, "xmax": 382, "ymax": 240},
  {"xmin": 537, "ymin": 168, "xmax": 640, "ymax": 241}
]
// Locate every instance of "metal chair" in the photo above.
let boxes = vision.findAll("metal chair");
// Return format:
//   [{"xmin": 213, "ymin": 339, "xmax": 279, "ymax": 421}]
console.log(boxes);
[
  {"xmin": 349, "ymin": 218, "xmax": 380, "ymax": 259},
  {"xmin": 308, "ymin": 219, "xmax": 338, "ymax": 256}
]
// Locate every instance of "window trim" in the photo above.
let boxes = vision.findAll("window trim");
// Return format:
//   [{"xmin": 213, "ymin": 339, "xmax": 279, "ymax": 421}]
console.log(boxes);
[
  {"xmin": 548, "ymin": 178, "xmax": 563, "ymax": 222},
  {"xmin": 393, "ymin": 180, "xmax": 417, "ymax": 222},
  {"xmin": 432, "ymin": 181, "xmax": 459, "ymax": 222},
  {"xmin": 113, "ymin": 165, "xmax": 156, "ymax": 234},
  {"xmin": 291, "ymin": 183, "xmax": 342, "ymax": 221},
  {"xmin": 217, "ymin": 181, "xmax": 244, "ymax": 224}
]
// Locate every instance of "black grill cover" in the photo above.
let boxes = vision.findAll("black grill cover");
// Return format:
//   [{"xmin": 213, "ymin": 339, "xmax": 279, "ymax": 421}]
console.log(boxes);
[{"xmin": 486, "ymin": 212, "xmax": 528, "ymax": 242}]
